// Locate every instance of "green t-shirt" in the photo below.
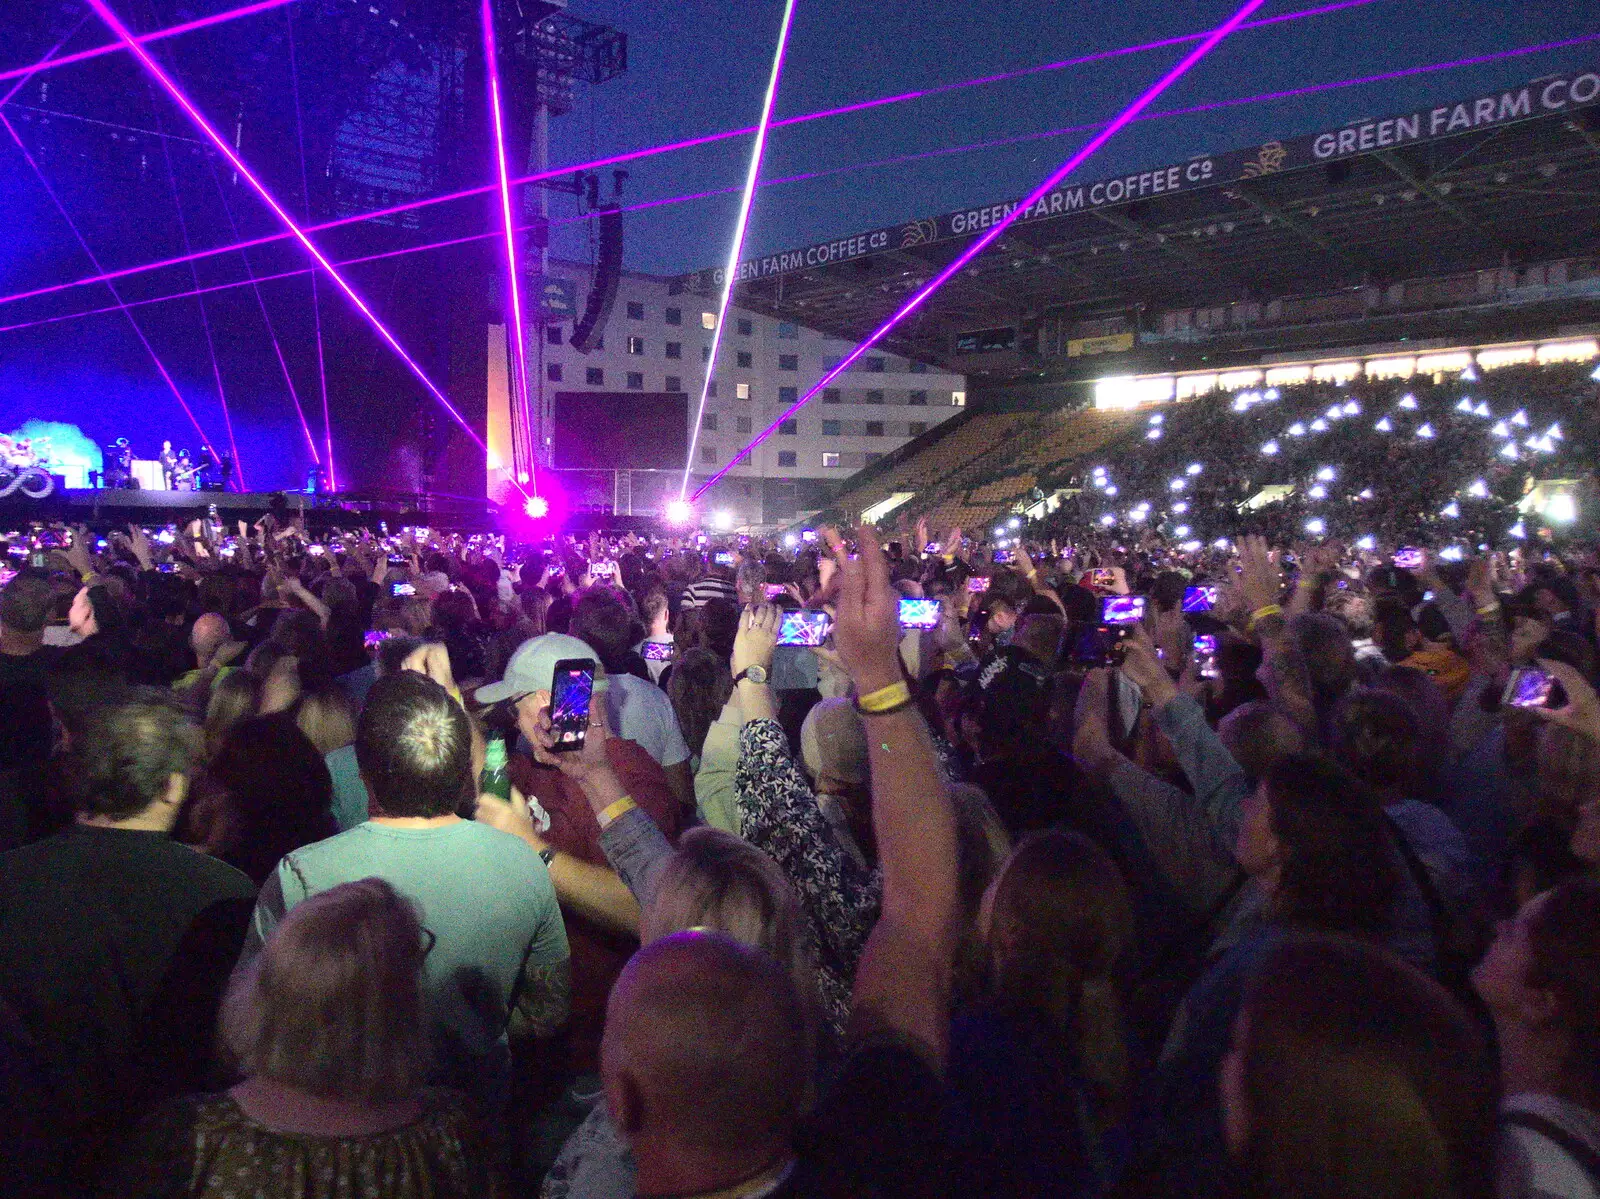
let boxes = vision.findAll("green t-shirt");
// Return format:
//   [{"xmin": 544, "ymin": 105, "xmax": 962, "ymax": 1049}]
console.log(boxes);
[{"xmin": 239, "ymin": 820, "xmax": 569, "ymax": 1100}]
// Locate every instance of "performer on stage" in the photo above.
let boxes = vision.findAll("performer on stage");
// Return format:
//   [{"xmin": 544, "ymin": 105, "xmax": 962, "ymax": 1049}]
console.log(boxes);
[{"xmin": 158, "ymin": 439, "xmax": 177, "ymax": 489}]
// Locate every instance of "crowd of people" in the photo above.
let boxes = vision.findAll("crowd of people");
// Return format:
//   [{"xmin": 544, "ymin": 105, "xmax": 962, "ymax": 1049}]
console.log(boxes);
[{"xmin": 1, "ymin": 497, "xmax": 1599, "ymax": 1198}]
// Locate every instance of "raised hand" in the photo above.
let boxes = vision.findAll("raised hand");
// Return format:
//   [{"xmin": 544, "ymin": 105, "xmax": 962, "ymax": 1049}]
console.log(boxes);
[
  {"xmin": 824, "ymin": 526, "xmax": 902, "ymax": 696},
  {"xmin": 731, "ymin": 603, "xmax": 780, "ymax": 678}
]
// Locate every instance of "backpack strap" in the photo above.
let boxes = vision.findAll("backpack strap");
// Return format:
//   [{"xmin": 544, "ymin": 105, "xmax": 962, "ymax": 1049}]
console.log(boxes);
[{"xmin": 1502, "ymin": 1110, "xmax": 1600, "ymax": 1189}]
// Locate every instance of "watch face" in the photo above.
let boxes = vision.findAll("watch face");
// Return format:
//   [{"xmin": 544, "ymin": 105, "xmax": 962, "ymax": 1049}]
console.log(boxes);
[{"xmin": 743, "ymin": 665, "xmax": 768, "ymax": 683}]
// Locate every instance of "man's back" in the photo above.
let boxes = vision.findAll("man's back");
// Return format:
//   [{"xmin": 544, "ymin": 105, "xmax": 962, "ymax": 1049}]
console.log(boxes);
[
  {"xmin": 605, "ymin": 672, "xmax": 691, "ymax": 768},
  {"xmin": 243, "ymin": 820, "xmax": 567, "ymax": 1091},
  {"xmin": 0, "ymin": 826, "xmax": 256, "ymax": 1165}
]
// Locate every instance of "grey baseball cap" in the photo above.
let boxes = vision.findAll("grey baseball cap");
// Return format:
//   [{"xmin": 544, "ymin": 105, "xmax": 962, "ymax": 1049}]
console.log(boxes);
[{"xmin": 474, "ymin": 632, "xmax": 608, "ymax": 704}]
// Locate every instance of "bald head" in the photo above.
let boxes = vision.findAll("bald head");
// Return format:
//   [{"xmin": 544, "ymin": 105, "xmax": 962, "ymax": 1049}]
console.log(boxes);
[
  {"xmin": 603, "ymin": 932, "xmax": 809, "ymax": 1166},
  {"xmin": 190, "ymin": 612, "xmax": 231, "ymax": 663}
]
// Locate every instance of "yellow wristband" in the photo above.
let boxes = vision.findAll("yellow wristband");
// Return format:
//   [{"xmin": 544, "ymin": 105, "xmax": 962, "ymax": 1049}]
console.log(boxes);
[
  {"xmin": 856, "ymin": 680, "xmax": 911, "ymax": 713},
  {"xmin": 1475, "ymin": 603, "xmax": 1501, "ymax": 616},
  {"xmin": 597, "ymin": 796, "xmax": 636, "ymax": 829},
  {"xmin": 1247, "ymin": 603, "xmax": 1283, "ymax": 631}
]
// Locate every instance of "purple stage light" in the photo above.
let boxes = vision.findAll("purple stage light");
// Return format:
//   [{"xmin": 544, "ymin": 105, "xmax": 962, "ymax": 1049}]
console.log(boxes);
[
  {"xmin": 78, "ymin": 0, "xmax": 502, "ymax": 483},
  {"xmin": 0, "ymin": 0, "xmax": 300, "ymax": 86},
  {"xmin": 482, "ymin": 0, "xmax": 535, "ymax": 495},
  {"xmin": 694, "ymin": 0, "xmax": 1272, "ymax": 501},
  {"xmin": 681, "ymin": 0, "xmax": 798, "ymax": 500},
  {"xmin": 8, "ymin": 24, "xmax": 1596, "ymax": 340},
  {"xmin": 0, "ymin": 0, "xmax": 1366, "ymax": 311},
  {"xmin": 0, "ymin": 110, "xmax": 217, "ymax": 454},
  {"xmin": 287, "ymin": 7, "xmax": 334, "ymax": 493}
]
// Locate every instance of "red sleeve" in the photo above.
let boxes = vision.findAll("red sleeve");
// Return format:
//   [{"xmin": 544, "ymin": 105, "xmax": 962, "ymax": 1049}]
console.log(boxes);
[{"xmin": 605, "ymin": 739, "xmax": 681, "ymax": 843}]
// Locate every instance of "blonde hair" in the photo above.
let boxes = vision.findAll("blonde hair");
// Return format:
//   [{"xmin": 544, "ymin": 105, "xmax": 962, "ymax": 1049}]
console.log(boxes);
[
  {"xmin": 203, "ymin": 670, "xmax": 259, "ymax": 762},
  {"xmin": 221, "ymin": 878, "xmax": 429, "ymax": 1103},
  {"xmin": 296, "ymin": 685, "xmax": 356, "ymax": 756},
  {"xmin": 642, "ymin": 828, "xmax": 815, "ymax": 1007}
]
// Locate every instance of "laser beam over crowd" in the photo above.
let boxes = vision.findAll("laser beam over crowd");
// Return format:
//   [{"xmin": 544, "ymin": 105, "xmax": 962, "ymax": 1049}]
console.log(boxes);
[
  {"xmin": 693, "ymin": 0, "xmax": 1274, "ymax": 500},
  {"xmin": 680, "ymin": 0, "xmax": 799, "ymax": 501}
]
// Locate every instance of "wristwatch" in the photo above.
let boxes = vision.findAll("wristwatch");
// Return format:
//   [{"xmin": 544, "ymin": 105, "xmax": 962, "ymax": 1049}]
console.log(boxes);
[
  {"xmin": 733, "ymin": 664, "xmax": 769, "ymax": 685},
  {"xmin": 539, "ymin": 846, "xmax": 556, "ymax": 867}
]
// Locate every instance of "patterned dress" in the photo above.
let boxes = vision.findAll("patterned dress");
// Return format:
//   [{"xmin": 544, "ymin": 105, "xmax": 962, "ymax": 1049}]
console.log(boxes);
[{"xmin": 734, "ymin": 719, "xmax": 883, "ymax": 1037}]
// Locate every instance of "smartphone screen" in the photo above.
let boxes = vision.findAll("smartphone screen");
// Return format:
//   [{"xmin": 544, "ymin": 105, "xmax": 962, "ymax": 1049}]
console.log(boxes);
[
  {"xmin": 549, "ymin": 659, "xmax": 596, "ymax": 752},
  {"xmin": 966, "ymin": 576, "xmax": 991, "ymax": 593},
  {"xmin": 1101, "ymin": 595, "xmax": 1147, "ymax": 626},
  {"xmin": 1193, "ymin": 633, "xmax": 1219, "ymax": 679},
  {"xmin": 0, "ymin": 568, "xmax": 16, "ymax": 587},
  {"xmin": 364, "ymin": 629, "xmax": 397, "ymax": 651},
  {"xmin": 1393, "ymin": 547, "xmax": 1424, "ymax": 569},
  {"xmin": 390, "ymin": 581, "xmax": 416, "ymax": 597},
  {"xmin": 992, "ymin": 549, "xmax": 1013, "ymax": 564},
  {"xmin": 307, "ymin": 545, "xmax": 325, "ymax": 556},
  {"xmin": 1182, "ymin": 585, "xmax": 1217, "ymax": 613},
  {"xmin": 1090, "ymin": 568, "xmax": 1117, "ymax": 588},
  {"xmin": 925, "ymin": 542, "xmax": 940, "ymax": 554},
  {"xmin": 776, "ymin": 611, "xmax": 832, "ymax": 647},
  {"xmin": 898, "ymin": 598, "xmax": 942, "ymax": 630},
  {"xmin": 1502, "ymin": 668, "xmax": 1560, "ymax": 710},
  {"xmin": 764, "ymin": 583, "xmax": 787, "ymax": 600},
  {"xmin": 641, "ymin": 640, "xmax": 674, "ymax": 662},
  {"xmin": 714, "ymin": 551, "xmax": 734, "ymax": 566},
  {"xmin": 800, "ymin": 530, "xmax": 818, "ymax": 543}
]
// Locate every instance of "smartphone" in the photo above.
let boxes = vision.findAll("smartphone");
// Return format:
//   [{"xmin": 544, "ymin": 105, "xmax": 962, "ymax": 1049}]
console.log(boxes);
[
  {"xmin": 992, "ymin": 548, "xmax": 1013, "ymax": 564},
  {"xmin": 156, "ymin": 563, "xmax": 177, "ymax": 574},
  {"xmin": 1393, "ymin": 547, "xmax": 1424, "ymax": 570},
  {"xmin": 29, "ymin": 551, "xmax": 47, "ymax": 570},
  {"xmin": 387, "ymin": 554, "xmax": 407, "ymax": 566},
  {"xmin": 641, "ymin": 640, "xmax": 674, "ymax": 662},
  {"xmin": 1502, "ymin": 667, "xmax": 1563, "ymax": 710},
  {"xmin": 800, "ymin": 530, "xmax": 818, "ymax": 543},
  {"xmin": 548, "ymin": 659, "xmax": 596, "ymax": 752},
  {"xmin": 967, "ymin": 575, "xmax": 991, "ymax": 593},
  {"xmin": 0, "ymin": 568, "xmax": 16, "ymax": 587},
  {"xmin": 364, "ymin": 629, "xmax": 398, "ymax": 650},
  {"xmin": 898, "ymin": 598, "xmax": 942, "ymax": 630},
  {"xmin": 764, "ymin": 583, "xmax": 787, "ymax": 600},
  {"xmin": 1100, "ymin": 595, "xmax": 1147, "ymax": 626},
  {"xmin": 1182, "ymin": 585, "xmax": 1217, "ymax": 613},
  {"xmin": 1090, "ymin": 567, "xmax": 1117, "ymax": 588},
  {"xmin": 776, "ymin": 610, "xmax": 832, "ymax": 647},
  {"xmin": 1193, "ymin": 633, "xmax": 1220, "ymax": 679},
  {"xmin": 379, "ymin": 521, "xmax": 389, "ymax": 536},
  {"xmin": 714, "ymin": 551, "xmax": 734, "ymax": 567},
  {"xmin": 390, "ymin": 581, "xmax": 417, "ymax": 597},
  {"xmin": 307, "ymin": 545, "xmax": 325, "ymax": 556},
  {"xmin": 925, "ymin": 542, "xmax": 940, "ymax": 554}
]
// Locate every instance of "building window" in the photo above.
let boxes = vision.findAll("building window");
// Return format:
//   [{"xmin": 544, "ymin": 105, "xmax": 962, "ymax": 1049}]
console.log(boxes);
[
  {"xmin": 952, "ymin": 390, "xmax": 966, "ymax": 407},
  {"xmin": 665, "ymin": 341, "xmax": 682, "ymax": 359},
  {"xmin": 547, "ymin": 363, "xmax": 563, "ymax": 382},
  {"xmin": 701, "ymin": 444, "xmax": 717, "ymax": 463},
  {"xmin": 866, "ymin": 389, "xmax": 884, "ymax": 404},
  {"xmin": 909, "ymin": 390, "xmax": 928, "ymax": 406},
  {"xmin": 822, "ymin": 388, "xmax": 842, "ymax": 405},
  {"xmin": 822, "ymin": 452, "xmax": 841, "ymax": 468},
  {"xmin": 627, "ymin": 301, "xmax": 645, "ymax": 320},
  {"xmin": 821, "ymin": 419, "xmax": 841, "ymax": 436},
  {"xmin": 863, "ymin": 356, "xmax": 886, "ymax": 372},
  {"xmin": 865, "ymin": 421, "xmax": 884, "ymax": 437},
  {"xmin": 737, "ymin": 351, "xmax": 753, "ymax": 369},
  {"xmin": 586, "ymin": 367, "xmax": 604, "ymax": 386},
  {"xmin": 665, "ymin": 306, "xmax": 682, "ymax": 326},
  {"xmin": 701, "ymin": 312, "xmax": 717, "ymax": 330},
  {"xmin": 779, "ymin": 419, "xmax": 798, "ymax": 435},
  {"xmin": 702, "ymin": 345, "xmax": 711, "ymax": 362},
  {"xmin": 702, "ymin": 413, "xmax": 718, "ymax": 431},
  {"xmin": 826, "ymin": 357, "xmax": 843, "ymax": 371},
  {"xmin": 865, "ymin": 452, "xmax": 883, "ymax": 464},
  {"xmin": 779, "ymin": 386, "xmax": 798, "ymax": 405},
  {"xmin": 778, "ymin": 354, "xmax": 798, "ymax": 371},
  {"xmin": 736, "ymin": 416, "xmax": 751, "ymax": 434},
  {"xmin": 778, "ymin": 450, "xmax": 797, "ymax": 468},
  {"xmin": 738, "ymin": 318, "xmax": 753, "ymax": 336},
  {"xmin": 546, "ymin": 325, "xmax": 562, "ymax": 345},
  {"xmin": 708, "ymin": 381, "xmax": 718, "ymax": 398},
  {"xmin": 666, "ymin": 375, "xmax": 682, "ymax": 392},
  {"xmin": 909, "ymin": 360, "xmax": 928, "ymax": 374},
  {"xmin": 736, "ymin": 451, "xmax": 752, "ymax": 467},
  {"xmin": 736, "ymin": 382, "xmax": 751, "ymax": 400},
  {"xmin": 909, "ymin": 421, "xmax": 928, "ymax": 436},
  {"xmin": 627, "ymin": 372, "xmax": 644, "ymax": 390},
  {"xmin": 628, "ymin": 336, "xmax": 645, "ymax": 355},
  {"xmin": 777, "ymin": 321, "xmax": 799, "ymax": 339}
]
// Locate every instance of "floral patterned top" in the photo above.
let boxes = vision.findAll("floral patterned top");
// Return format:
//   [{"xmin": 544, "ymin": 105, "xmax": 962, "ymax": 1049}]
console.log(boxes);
[
  {"xmin": 735, "ymin": 718, "xmax": 883, "ymax": 1036},
  {"xmin": 104, "ymin": 1088, "xmax": 502, "ymax": 1198}
]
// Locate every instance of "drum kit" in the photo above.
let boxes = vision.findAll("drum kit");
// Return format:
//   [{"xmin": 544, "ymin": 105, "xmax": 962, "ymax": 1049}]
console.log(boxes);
[{"xmin": 0, "ymin": 434, "xmax": 56, "ymax": 500}]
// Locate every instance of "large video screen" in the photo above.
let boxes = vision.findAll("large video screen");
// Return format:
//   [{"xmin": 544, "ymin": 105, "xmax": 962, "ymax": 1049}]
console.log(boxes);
[{"xmin": 551, "ymin": 391, "xmax": 689, "ymax": 471}]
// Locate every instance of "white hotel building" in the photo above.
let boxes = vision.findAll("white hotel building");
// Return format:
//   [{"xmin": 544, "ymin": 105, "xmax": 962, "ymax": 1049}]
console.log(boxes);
[{"xmin": 530, "ymin": 260, "xmax": 968, "ymax": 526}]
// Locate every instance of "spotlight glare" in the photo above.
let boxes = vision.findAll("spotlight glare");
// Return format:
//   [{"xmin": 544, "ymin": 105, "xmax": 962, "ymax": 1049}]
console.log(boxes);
[
  {"xmin": 1491, "ymin": 421, "xmax": 1511, "ymax": 437},
  {"xmin": 1508, "ymin": 520, "xmax": 1526, "ymax": 539},
  {"xmin": 1473, "ymin": 402, "xmax": 1491, "ymax": 418},
  {"xmin": 1398, "ymin": 394, "xmax": 1418, "ymax": 410},
  {"xmin": 1101, "ymin": 513, "xmax": 1116, "ymax": 526},
  {"xmin": 1316, "ymin": 466, "xmax": 1335, "ymax": 481},
  {"xmin": 1456, "ymin": 398, "xmax": 1474, "ymax": 413},
  {"xmin": 1342, "ymin": 400, "xmax": 1360, "ymax": 415},
  {"xmin": 1180, "ymin": 540, "xmax": 1202, "ymax": 553},
  {"xmin": 1357, "ymin": 488, "xmax": 1374, "ymax": 500},
  {"xmin": 1308, "ymin": 484, "xmax": 1327, "ymax": 499},
  {"xmin": 1310, "ymin": 418, "xmax": 1328, "ymax": 432},
  {"xmin": 1510, "ymin": 409, "xmax": 1529, "ymax": 427},
  {"xmin": 712, "ymin": 509, "xmax": 735, "ymax": 532},
  {"xmin": 1441, "ymin": 500, "xmax": 1459, "ymax": 518},
  {"xmin": 1104, "ymin": 484, "xmax": 1119, "ymax": 496},
  {"xmin": 1356, "ymin": 535, "xmax": 1377, "ymax": 550},
  {"xmin": 1500, "ymin": 442, "xmax": 1518, "ymax": 460},
  {"xmin": 1546, "ymin": 494, "xmax": 1577, "ymax": 524},
  {"xmin": 1439, "ymin": 545, "xmax": 1465, "ymax": 561},
  {"xmin": 665, "ymin": 499, "xmax": 695, "ymax": 525},
  {"xmin": 1288, "ymin": 422, "xmax": 1306, "ymax": 436},
  {"xmin": 1213, "ymin": 538, "xmax": 1231, "ymax": 550},
  {"xmin": 1173, "ymin": 524, "xmax": 1190, "ymax": 537},
  {"xmin": 1415, "ymin": 423, "xmax": 1435, "ymax": 439},
  {"xmin": 1325, "ymin": 405, "xmax": 1342, "ymax": 421},
  {"xmin": 1169, "ymin": 478, "xmax": 1186, "ymax": 492},
  {"xmin": 1305, "ymin": 518, "xmax": 1326, "ymax": 535},
  {"xmin": 1007, "ymin": 516, "xmax": 1021, "ymax": 529},
  {"xmin": 1374, "ymin": 417, "xmax": 1393, "ymax": 432},
  {"xmin": 1187, "ymin": 463, "xmax": 1203, "ymax": 474},
  {"xmin": 1466, "ymin": 479, "xmax": 1488, "ymax": 498},
  {"xmin": 524, "ymin": 495, "xmax": 549, "ymax": 519},
  {"xmin": 783, "ymin": 533, "xmax": 798, "ymax": 547},
  {"xmin": 1545, "ymin": 423, "xmax": 1563, "ymax": 440},
  {"xmin": 1261, "ymin": 440, "xmax": 1279, "ymax": 455},
  {"xmin": 1172, "ymin": 501, "xmax": 1189, "ymax": 514},
  {"xmin": 1146, "ymin": 428, "xmax": 1164, "ymax": 440}
]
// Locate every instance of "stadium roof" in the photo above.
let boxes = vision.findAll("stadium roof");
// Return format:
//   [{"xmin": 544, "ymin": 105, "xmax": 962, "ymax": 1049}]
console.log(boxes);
[{"xmin": 676, "ymin": 66, "xmax": 1600, "ymax": 385}]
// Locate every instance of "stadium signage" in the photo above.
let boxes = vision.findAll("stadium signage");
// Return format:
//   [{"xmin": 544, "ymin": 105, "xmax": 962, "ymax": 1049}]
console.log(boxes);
[{"xmin": 681, "ymin": 65, "xmax": 1599, "ymax": 291}]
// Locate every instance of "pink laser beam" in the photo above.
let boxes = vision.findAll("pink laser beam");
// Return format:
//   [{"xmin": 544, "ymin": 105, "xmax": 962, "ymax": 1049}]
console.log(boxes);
[
  {"xmin": 693, "ymin": 0, "xmax": 1272, "ymax": 500},
  {"xmin": 0, "ymin": 0, "xmax": 1379, "ymax": 311},
  {"xmin": 0, "ymin": 110, "xmax": 216, "ymax": 453},
  {"xmin": 77, "ymin": 0, "xmax": 504, "ymax": 486},
  {"xmin": 680, "ymin": 0, "xmax": 799, "ymax": 501},
  {"xmin": 0, "ymin": 0, "xmax": 301, "ymax": 86},
  {"xmin": 287, "ymin": 5, "xmax": 333, "ymax": 491},
  {"xmin": 482, "ymin": 0, "xmax": 535, "ymax": 493}
]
